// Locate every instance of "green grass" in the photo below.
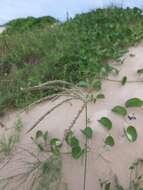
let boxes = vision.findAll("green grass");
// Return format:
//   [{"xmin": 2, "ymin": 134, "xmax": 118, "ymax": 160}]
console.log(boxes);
[
  {"xmin": 0, "ymin": 7, "xmax": 143, "ymax": 112},
  {"xmin": 0, "ymin": 116, "xmax": 23, "ymax": 160},
  {"xmin": 100, "ymin": 159, "xmax": 143, "ymax": 190}
]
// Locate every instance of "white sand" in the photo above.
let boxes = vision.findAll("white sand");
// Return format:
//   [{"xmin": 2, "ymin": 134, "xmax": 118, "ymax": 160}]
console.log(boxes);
[
  {"xmin": 0, "ymin": 27, "xmax": 5, "ymax": 33},
  {"xmin": 1, "ymin": 42, "xmax": 143, "ymax": 189}
]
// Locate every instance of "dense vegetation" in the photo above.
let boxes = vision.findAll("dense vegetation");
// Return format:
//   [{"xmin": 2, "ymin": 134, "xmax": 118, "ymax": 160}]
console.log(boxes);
[
  {"xmin": 0, "ymin": 7, "xmax": 143, "ymax": 112},
  {"xmin": 4, "ymin": 16, "xmax": 58, "ymax": 33}
]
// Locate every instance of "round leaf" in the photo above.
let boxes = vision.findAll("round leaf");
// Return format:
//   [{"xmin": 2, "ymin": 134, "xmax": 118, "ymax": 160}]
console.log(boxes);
[
  {"xmin": 72, "ymin": 146, "xmax": 82, "ymax": 159},
  {"xmin": 105, "ymin": 135, "xmax": 115, "ymax": 146},
  {"xmin": 125, "ymin": 98, "xmax": 143, "ymax": 107},
  {"xmin": 70, "ymin": 136, "xmax": 80, "ymax": 147},
  {"xmin": 125, "ymin": 126, "xmax": 137, "ymax": 142},
  {"xmin": 112, "ymin": 105, "xmax": 127, "ymax": 116},
  {"xmin": 98, "ymin": 117, "xmax": 112, "ymax": 130},
  {"xmin": 92, "ymin": 80, "xmax": 101, "ymax": 91},
  {"xmin": 81, "ymin": 127, "xmax": 93, "ymax": 139}
]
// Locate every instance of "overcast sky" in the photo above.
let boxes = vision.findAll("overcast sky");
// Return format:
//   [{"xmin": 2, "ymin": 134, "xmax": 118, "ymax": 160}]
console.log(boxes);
[{"xmin": 0, "ymin": 0, "xmax": 143, "ymax": 24}]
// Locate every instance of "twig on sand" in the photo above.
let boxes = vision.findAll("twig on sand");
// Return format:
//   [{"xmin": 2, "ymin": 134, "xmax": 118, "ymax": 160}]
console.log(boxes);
[
  {"xmin": 26, "ymin": 98, "xmax": 73, "ymax": 133},
  {"xmin": 23, "ymin": 80, "xmax": 73, "ymax": 92}
]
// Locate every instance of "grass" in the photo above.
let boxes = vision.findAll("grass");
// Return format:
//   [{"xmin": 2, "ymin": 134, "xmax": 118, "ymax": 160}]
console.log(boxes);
[
  {"xmin": 0, "ymin": 129, "xmax": 62, "ymax": 190},
  {"xmin": 99, "ymin": 160, "xmax": 143, "ymax": 190},
  {"xmin": 0, "ymin": 154, "xmax": 62, "ymax": 190},
  {"xmin": 0, "ymin": 7, "xmax": 143, "ymax": 112},
  {"xmin": 0, "ymin": 116, "xmax": 23, "ymax": 160}
]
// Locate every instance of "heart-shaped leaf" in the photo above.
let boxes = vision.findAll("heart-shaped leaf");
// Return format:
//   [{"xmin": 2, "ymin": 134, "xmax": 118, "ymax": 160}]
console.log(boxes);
[
  {"xmin": 98, "ymin": 117, "xmax": 112, "ymax": 130},
  {"xmin": 112, "ymin": 105, "xmax": 127, "ymax": 116},
  {"xmin": 121, "ymin": 76, "xmax": 127, "ymax": 85},
  {"xmin": 124, "ymin": 126, "xmax": 137, "ymax": 142},
  {"xmin": 81, "ymin": 127, "xmax": 93, "ymax": 139},
  {"xmin": 105, "ymin": 135, "xmax": 115, "ymax": 147},
  {"xmin": 72, "ymin": 146, "xmax": 83, "ymax": 159},
  {"xmin": 125, "ymin": 98, "xmax": 143, "ymax": 107}
]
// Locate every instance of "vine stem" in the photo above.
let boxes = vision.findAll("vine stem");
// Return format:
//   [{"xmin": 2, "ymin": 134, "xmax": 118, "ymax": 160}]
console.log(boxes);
[
  {"xmin": 83, "ymin": 103, "xmax": 88, "ymax": 190},
  {"xmin": 98, "ymin": 78, "xmax": 143, "ymax": 83}
]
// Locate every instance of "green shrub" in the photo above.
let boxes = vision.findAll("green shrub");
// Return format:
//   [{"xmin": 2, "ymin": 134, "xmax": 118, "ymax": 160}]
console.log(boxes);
[{"xmin": 0, "ymin": 7, "xmax": 143, "ymax": 111}]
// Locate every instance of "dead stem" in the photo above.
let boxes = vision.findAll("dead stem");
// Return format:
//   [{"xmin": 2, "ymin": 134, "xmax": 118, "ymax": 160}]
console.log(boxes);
[{"xmin": 26, "ymin": 98, "xmax": 73, "ymax": 133}]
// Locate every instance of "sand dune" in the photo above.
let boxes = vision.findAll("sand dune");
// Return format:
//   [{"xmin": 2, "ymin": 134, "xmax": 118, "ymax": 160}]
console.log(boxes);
[{"xmin": 1, "ymin": 42, "xmax": 143, "ymax": 189}]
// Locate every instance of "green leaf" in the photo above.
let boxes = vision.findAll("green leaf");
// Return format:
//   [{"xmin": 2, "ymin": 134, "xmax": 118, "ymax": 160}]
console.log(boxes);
[
  {"xmin": 64, "ymin": 130, "xmax": 74, "ymax": 145},
  {"xmin": 36, "ymin": 130, "xmax": 43, "ymax": 139},
  {"xmin": 137, "ymin": 68, "xmax": 143, "ymax": 75},
  {"xmin": 81, "ymin": 127, "xmax": 93, "ymax": 139},
  {"xmin": 37, "ymin": 144, "xmax": 44, "ymax": 151},
  {"xmin": 98, "ymin": 117, "xmax": 112, "ymax": 130},
  {"xmin": 112, "ymin": 105, "xmax": 127, "ymax": 116},
  {"xmin": 50, "ymin": 138, "xmax": 62, "ymax": 154},
  {"xmin": 42, "ymin": 161, "xmax": 49, "ymax": 174},
  {"xmin": 70, "ymin": 136, "xmax": 80, "ymax": 147},
  {"xmin": 121, "ymin": 76, "xmax": 127, "ymax": 85},
  {"xmin": 124, "ymin": 126, "xmax": 137, "ymax": 142},
  {"xmin": 125, "ymin": 98, "xmax": 143, "ymax": 107},
  {"xmin": 92, "ymin": 80, "xmax": 102, "ymax": 91},
  {"xmin": 105, "ymin": 135, "xmax": 115, "ymax": 146},
  {"xmin": 96, "ymin": 94, "xmax": 105, "ymax": 99},
  {"xmin": 78, "ymin": 81, "xmax": 88, "ymax": 88},
  {"xmin": 105, "ymin": 183, "xmax": 111, "ymax": 190},
  {"xmin": 43, "ymin": 131, "xmax": 48, "ymax": 142},
  {"xmin": 72, "ymin": 146, "xmax": 82, "ymax": 159},
  {"xmin": 50, "ymin": 138, "xmax": 62, "ymax": 147}
]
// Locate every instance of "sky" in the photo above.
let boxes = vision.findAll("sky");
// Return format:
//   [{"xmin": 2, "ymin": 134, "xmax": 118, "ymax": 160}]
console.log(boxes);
[{"xmin": 0, "ymin": 0, "xmax": 143, "ymax": 24}]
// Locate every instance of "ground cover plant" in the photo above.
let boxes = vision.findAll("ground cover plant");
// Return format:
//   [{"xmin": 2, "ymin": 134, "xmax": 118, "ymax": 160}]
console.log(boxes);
[
  {"xmin": 1, "ymin": 7, "xmax": 143, "ymax": 112},
  {"xmin": 1, "ymin": 6, "xmax": 143, "ymax": 190},
  {"xmin": 0, "ymin": 79, "xmax": 143, "ymax": 189},
  {"xmin": 4, "ymin": 16, "xmax": 59, "ymax": 33},
  {"xmin": 100, "ymin": 159, "xmax": 143, "ymax": 190}
]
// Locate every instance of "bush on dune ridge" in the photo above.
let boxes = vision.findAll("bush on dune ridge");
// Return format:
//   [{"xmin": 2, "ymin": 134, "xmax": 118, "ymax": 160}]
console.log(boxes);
[
  {"xmin": 4, "ymin": 16, "xmax": 59, "ymax": 33},
  {"xmin": 0, "ymin": 7, "xmax": 143, "ymax": 112}
]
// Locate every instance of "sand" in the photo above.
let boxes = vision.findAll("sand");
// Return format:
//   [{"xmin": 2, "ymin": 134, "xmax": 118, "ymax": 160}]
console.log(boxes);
[
  {"xmin": 0, "ymin": 27, "xmax": 5, "ymax": 33},
  {"xmin": 1, "ymin": 42, "xmax": 143, "ymax": 190}
]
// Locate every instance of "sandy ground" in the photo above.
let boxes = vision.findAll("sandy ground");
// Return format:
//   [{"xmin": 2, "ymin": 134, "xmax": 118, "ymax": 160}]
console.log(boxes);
[
  {"xmin": 1, "ymin": 42, "xmax": 143, "ymax": 189},
  {"xmin": 0, "ymin": 27, "xmax": 5, "ymax": 33}
]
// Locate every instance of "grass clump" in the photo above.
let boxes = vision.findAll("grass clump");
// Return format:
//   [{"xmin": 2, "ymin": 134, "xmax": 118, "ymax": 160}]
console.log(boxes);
[
  {"xmin": 0, "ymin": 129, "xmax": 63, "ymax": 190},
  {"xmin": 100, "ymin": 159, "xmax": 143, "ymax": 190},
  {"xmin": 0, "ymin": 116, "xmax": 23, "ymax": 159},
  {"xmin": 0, "ymin": 7, "xmax": 143, "ymax": 111}
]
